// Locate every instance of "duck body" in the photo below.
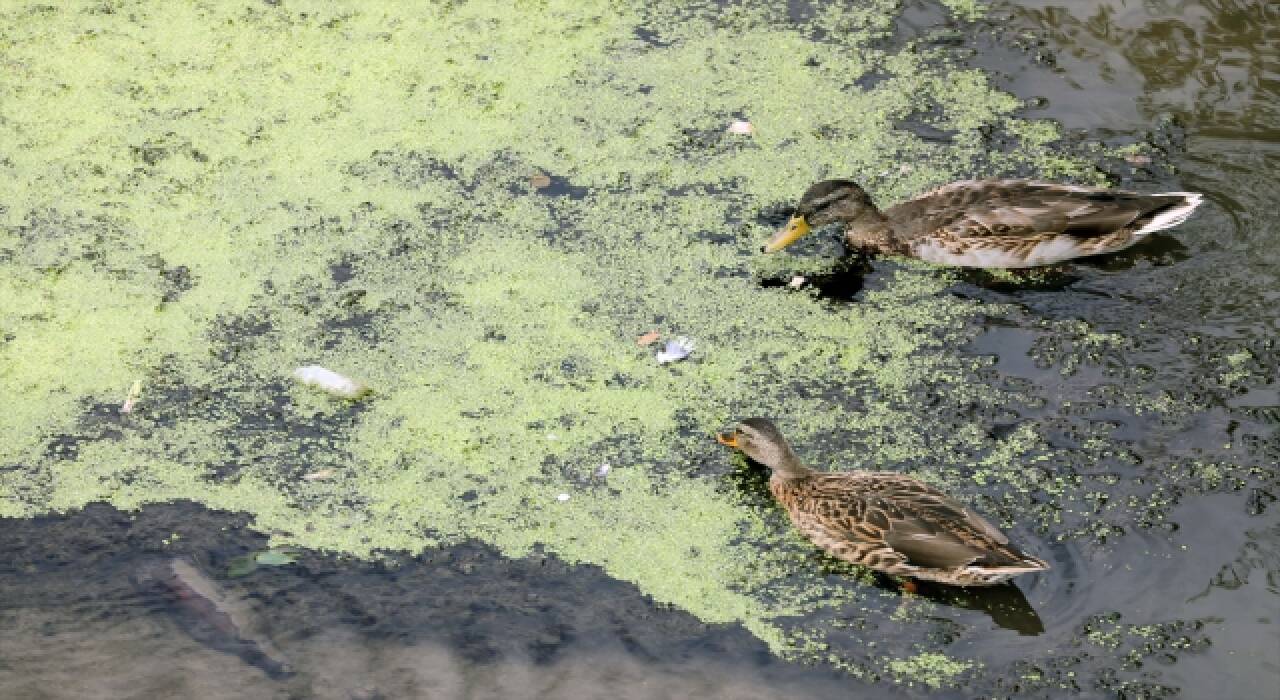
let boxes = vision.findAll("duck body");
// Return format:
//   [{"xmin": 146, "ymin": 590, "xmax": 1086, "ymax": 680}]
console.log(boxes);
[
  {"xmin": 770, "ymin": 470, "xmax": 1048, "ymax": 586},
  {"xmin": 718, "ymin": 418, "xmax": 1048, "ymax": 587},
  {"xmin": 766, "ymin": 179, "xmax": 1204, "ymax": 269}
]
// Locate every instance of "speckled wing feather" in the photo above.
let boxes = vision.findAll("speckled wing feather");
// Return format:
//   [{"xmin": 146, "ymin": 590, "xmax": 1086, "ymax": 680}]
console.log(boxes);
[
  {"xmin": 887, "ymin": 180, "xmax": 1180, "ymax": 242},
  {"xmin": 881, "ymin": 180, "xmax": 1190, "ymax": 267},
  {"xmin": 787, "ymin": 472, "xmax": 1032, "ymax": 570},
  {"xmin": 787, "ymin": 510, "xmax": 914, "ymax": 573}
]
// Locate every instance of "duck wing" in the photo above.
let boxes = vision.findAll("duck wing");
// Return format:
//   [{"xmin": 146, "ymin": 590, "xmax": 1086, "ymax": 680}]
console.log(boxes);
[
  {"xmin": 808, "ymin": 473, "xmax": 1038, "ymax": 570},
  {"xmin": 888, "ymin": 180, "xmax": 1187, "ymax": 243}
]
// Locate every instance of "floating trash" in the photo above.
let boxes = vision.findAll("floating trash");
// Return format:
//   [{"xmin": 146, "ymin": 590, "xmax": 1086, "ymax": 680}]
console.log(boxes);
[
  {"xmin": 546, "ymin": 433, "xmax": 559, "ymax": 441},
  {"xmin": 556, "ymin": 492, "xmax": 571, "ymax": 502},
  {"xmin": 120, "ymin": 379, "xmax": 143, "ymax": 414},
  {"xmin": 227, "ymin": 549, "xmax": 298, "ymax": 578},
  {"xmin": 302, "ymin": 469, "xmax": 335, "ymax": 481},
  {"xmin": 656, "ymin": 336, "xmax": 695, "ymax": 365},
  {"xmin": 788, "ymin": 275, "xmax": 806, "ymax": 289},
  {"xmin": 529, "ymin": 171, "xmax": 552, "ymax": 189},
  {"xmin": 254, "ymin": 550, "xmax": 296, "ymax": 567},
  {"xmin": 635, "ymin": 330, "xmax": 662, "ymax": 346},
  {"xmin": 593, "ymin": 462, "xmax": 611, "ymax": 478},
  {"xmin": 726, "ymin": 119, "xmax": 755, "ymax": 135},
  {"xmin": 291, "ymin": 365, "xmax": 367, "ymax": 398}
]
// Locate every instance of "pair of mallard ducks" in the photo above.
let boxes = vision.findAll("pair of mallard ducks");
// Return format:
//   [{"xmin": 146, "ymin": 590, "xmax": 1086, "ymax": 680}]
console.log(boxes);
[{"xmin": 717, "ymin": 179, "xmax": 1204, "ymax": 586}]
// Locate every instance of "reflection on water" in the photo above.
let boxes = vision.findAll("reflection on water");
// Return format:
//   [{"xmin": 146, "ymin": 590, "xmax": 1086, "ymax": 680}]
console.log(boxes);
[{"xmin": 997, "ymin": 0, "xmax": 1278, "ymax": 136}]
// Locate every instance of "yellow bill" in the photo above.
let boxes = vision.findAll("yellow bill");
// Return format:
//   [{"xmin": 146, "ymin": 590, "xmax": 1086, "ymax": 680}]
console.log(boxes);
[
  {"xmin": 715, "ymin": 432, "xmax": 739, "ymax": 448},
  {"xmin": 762, "ymin": 215, "xmax": 810, "ymax": 253}
]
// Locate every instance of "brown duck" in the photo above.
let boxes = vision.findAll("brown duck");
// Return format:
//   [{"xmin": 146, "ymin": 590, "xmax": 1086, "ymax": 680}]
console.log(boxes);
[
  {"xmin": 716, "ymin": 418, "xmax": 1049, "ymax": 586},
  {"xmin": 764, "ymin": 179, "xmax": 1204, "ymax": 268}
]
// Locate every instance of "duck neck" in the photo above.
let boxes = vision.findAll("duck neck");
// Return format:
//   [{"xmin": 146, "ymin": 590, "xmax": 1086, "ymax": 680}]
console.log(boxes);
[
  {"xmin": 770, "ymin": 453, "xmax": 813, "ymax": 480},
  {"xmin": 843, "ymin": 210, "xmax": 897, "ymax": 253}
]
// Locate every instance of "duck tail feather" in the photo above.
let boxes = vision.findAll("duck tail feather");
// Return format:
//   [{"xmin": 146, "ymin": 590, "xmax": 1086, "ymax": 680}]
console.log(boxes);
[{"xmin": 1135, "ymin": 192, "xmax": 1204, "ymax": 235}]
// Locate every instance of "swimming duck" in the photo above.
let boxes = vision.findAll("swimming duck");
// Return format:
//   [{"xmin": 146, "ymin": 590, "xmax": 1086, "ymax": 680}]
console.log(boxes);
[
  {"xmin": 764, "ymin": 179, "xmax": 1204, "ymax": 268},
  {"xmin": 716, "ymin": 418, "xmax": 1049, "ymax": 586}
]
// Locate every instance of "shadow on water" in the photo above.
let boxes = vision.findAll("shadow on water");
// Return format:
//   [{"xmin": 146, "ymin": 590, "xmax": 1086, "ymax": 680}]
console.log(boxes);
[
  {"xmin": 757, "ymin": 254, "xmax": 874, "ymax": 302},
  {"xmin": 913, "ymin": 580, "xmax": 1045, "ymax": 636},
  {"xmin": 0, "ymin": 502, "xmax": 880, "ymax": 699}
]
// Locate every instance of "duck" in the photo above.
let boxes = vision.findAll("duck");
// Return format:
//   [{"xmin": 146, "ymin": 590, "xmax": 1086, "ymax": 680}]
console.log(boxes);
[
  {"xmin": 716, "ymin": 418, "xmax": 1049, "ymax": 586},
  {"xmin": 763, "ymin": 179, "xmax": 1204, "ymax": 268}
]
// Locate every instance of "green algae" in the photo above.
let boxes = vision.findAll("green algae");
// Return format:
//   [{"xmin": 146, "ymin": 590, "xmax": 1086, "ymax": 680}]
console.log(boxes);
[
  {"xmin": 938, "ymin": 1, "xmax": 986, "ymax": 21},
  {"xmin": 886, "ymin": 651, "xmax": 976, "ymax": 689},
  {"xmin": 0, "ymin": 0, "xmax": 1234, "ymax": 683}
]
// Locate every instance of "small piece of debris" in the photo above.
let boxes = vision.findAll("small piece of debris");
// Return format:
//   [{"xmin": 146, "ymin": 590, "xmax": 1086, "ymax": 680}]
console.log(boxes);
[
  {"xmin": 292, "ymin": 365, "xmax": 367, "ymax": 398},
  {"xmin": 1124, "ymin": 153, "xmax": 1153, "ymax": 166},
  {"xmin": 656, "ymin": 336, "xmax": 695, "ymax": 365},
  {"xmin": 635, "ymin": 330, "xmax": 662, "ymax": 346},
  {"xmin": 302, "ymin": 469, "xmax": 335, "ymax": 481},
  {"xmin": 556, "ymin": 493, "xmax": 571, "ymax": 502},
  {"xmin": 120, "ymin": 379, "xmax": 143, "ymax": 414},
  {"xmin": 593, "ymin": 462, "xmax": 611, "ymax": 478},
  {"xmin": 546, "ymin": 433, "xmax": 559, "ymax": 441},
  {"xmin": 529, "ymin": 172, "xmax": 552, "ymax": 189},
  {"xmin": 255, "ymin": 550, "xmax": 296, "ymax": 566},
  {"xmin": 726, "ymin": 120, "xmax": 755, "ymax": 135},
  {"xmin": 787, "ymin": 275, "xmax": 806, "ymax": 289},
  {"xmin": 227, "ymin": 549, "xmax": 297, "ymax": 577}
]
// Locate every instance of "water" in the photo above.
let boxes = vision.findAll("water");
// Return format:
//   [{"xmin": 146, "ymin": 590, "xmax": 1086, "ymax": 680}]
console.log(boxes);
[
  {"xmin": 0, "ymin": 503, "xmax": 867, "ymax": 699},
  {"xmin": 962, "ymin": 1, "xmax": 1280, "ymax": 696},
  {"xmin": 2, "ymin": 1, "xmax": 1278, "ymax": 697}
]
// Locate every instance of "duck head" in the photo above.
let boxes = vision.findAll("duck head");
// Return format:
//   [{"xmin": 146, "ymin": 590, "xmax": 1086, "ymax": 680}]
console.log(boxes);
[
  {"xmin": 763, "ymin": 179, "xmax": 879, "ymax": 253},
  {"xmin": 716, "ymin": 417, "xmax": 811, "ymax": 478}
]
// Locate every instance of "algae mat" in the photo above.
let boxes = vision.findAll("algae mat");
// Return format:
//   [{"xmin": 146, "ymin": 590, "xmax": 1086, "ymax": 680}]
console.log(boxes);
[{"xmin": 2, "ymin": 1, "xmax": 1271, "ymax": 692}]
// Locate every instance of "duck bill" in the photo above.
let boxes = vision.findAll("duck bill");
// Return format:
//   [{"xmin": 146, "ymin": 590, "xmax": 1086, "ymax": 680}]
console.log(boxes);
[
  {"xmin": 715, "ymin": 432, "xmax": 739, "ymax": 448},
  {"xmin": 763, "ymin": 215, "xmax": 810, "ymax": 253}
]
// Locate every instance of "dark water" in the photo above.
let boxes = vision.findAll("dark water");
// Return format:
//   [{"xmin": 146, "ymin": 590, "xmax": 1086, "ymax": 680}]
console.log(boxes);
[
  {"xmin": 0, "ymin": 503, "xmax": 871, "ymax": 699},
  {"xmin": 959, "ymin": 1, "xmax": 1280, "ymax": 697},
  {"xmin": 3, "ymin": 1, "xmax": 1278, "ymax": 698}
]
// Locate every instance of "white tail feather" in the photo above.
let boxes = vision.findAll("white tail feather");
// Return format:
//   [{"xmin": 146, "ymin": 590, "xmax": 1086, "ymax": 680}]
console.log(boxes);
[{"xmin": 1134, "ymin": 192, "xmax": 1204, "ymax": 236}]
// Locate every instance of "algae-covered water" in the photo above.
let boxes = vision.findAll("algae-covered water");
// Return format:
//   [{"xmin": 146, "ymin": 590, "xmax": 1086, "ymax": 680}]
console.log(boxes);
[{"xmin": 1, "ymin": 1, "xmax": 1276, "ymax": 698}]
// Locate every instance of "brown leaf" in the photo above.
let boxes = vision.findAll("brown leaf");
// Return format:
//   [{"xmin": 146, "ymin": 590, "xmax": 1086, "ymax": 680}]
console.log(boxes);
[
  {"xmin": 635, "ymin": 330, "xmax": 661, "ymax": 346},
  {"xmin": 529, "ymin": 172, "xmax": 552, "ymax": 189}
]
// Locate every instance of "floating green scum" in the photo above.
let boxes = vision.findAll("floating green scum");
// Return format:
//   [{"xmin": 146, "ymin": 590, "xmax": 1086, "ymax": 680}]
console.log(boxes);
[{"xmin": 0, "ymin": 0, "xmax": 1154, "ymax": 684}]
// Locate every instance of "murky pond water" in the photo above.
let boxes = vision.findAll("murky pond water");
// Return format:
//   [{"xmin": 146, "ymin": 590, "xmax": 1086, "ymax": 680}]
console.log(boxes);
[{"xmin": 1, "ymin": 1, "xmax": 1276, "ymax": 698}]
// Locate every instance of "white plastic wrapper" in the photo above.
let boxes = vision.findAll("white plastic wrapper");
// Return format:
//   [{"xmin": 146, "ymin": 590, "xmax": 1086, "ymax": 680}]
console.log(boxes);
[
  {"xmin": 291, "ymin": 365, "xmax": 367, "ymax": 398},
  {"xmin": 656, "ymin": 336, "xmax": 695, "ymax": 365}
]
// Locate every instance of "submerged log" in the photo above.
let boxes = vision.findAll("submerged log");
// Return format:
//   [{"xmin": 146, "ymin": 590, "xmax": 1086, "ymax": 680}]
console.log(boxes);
[{"xmin": 133, "ymin": 557, "xmax": 294, "ymax": 680}]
